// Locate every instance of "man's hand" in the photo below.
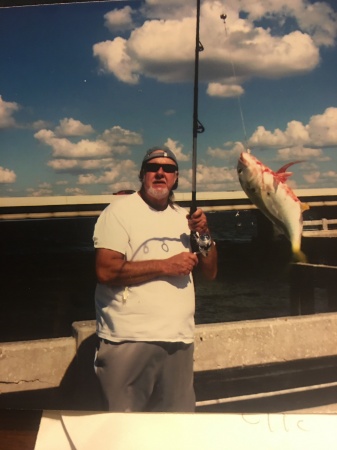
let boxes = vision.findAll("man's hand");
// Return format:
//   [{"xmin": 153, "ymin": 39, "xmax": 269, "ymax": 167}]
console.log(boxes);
[
  {"xmin": 164, "ymin": 252, "xmax": 199, "ymax": 276},
  {"xmin": 187, "ymin": 208, "xmax": 210, "ymax": 235}
]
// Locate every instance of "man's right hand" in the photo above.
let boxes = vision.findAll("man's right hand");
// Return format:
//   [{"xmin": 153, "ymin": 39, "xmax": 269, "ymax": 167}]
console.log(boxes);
[{"xmin": 164, "ymin": 252, "xmax": 198, "ymax": 276}]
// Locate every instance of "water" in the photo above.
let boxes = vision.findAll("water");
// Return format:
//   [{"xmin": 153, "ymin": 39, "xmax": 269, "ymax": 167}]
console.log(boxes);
[{"xmin": 0, "ymin": 210, "xmax": 333, "ymax": 342}]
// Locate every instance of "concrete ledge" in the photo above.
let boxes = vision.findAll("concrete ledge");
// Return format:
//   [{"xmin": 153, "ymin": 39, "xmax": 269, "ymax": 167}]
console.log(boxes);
[
  {"xmin": 1, "ymin": 313, "xmax": 337, "ymax": 402},
  {"xmin": 194, "ymin": 313, "xmax": 337, "ymax": 371},
  {"xmin": 0, "ymin": 337, "xmax": 76, "ymax": 394}
]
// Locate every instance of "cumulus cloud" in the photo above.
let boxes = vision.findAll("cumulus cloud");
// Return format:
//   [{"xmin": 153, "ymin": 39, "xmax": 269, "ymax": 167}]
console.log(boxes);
[
  {"xmin": 302, "ymin": 170, "xmax": 321, "ymax": 184},
  {"xmin": 35, "ymin": 129, "xmax": 112, "ymax": 158},
  {"xmin": 237, "ymin": 0, "xmax": 337, "ymax": 47},
  {"xmin": 0, "ymin": 95, "xmax": 20, "ymax": 128},
  {"xmin": 26, "ymin": 183, "xmax": 53, "ymax": 197},
  {"xmin": 276, "ymin": 146, "xmax": 330, "ymax": 161},
  {"xmin": 207, "ymin": 83, "xmax": 244, "ymax": 98},
  {"xmin": 33, "ymin": 117, "xmax": 145, "ymax": 193},
  {"xmin": 93, "ymin": 38, "xmax": 141, "ymax": 84},
  {"xmin": 141, "ymin": 0, "xmax": 195, "ymax": 20},
  {"xmin": 0, "ymin": 166, "xmax": 16, "ymax": 183},
  {"xmin": 35, "ymin": 123, "xmax": 143, "ymax": 159},
  {"xmin": 100, "ymin": 125, "xmax": 143, "ymax": 149},
  {"xmin": 104, "ymin": 6, "xmax": 135, "ymax": 32},
  {"xmin": 207, "ymin": 141, "xmax": 245, "ymax": 160},
  {"xmin": 55, "ymin": 118, "xmax": 95, "ymax": 137},
  {"xmin": 92, "ymin": 0, "xmax": 336, "ymax": 96},
  {"xmin": 47, "ymin": 158, "xmax": 115, "ymax": 173},
  {"xmin": 65, "ymin": 187, "xmax": 87, "ymax": 195},
  {"xmin": 179, "ymin": 163, "xmax": 238, "ymax": 192},
  {"xmin": 248, "ymin": 107, "xmax": 337, "ymax": 150},
  {"xmin": 78, "ymin": 159, "xmax": 138, "ymax": 186},
  {"xmin": 165, "ymin": 138, "xmax": 190, "ymax": 162}
]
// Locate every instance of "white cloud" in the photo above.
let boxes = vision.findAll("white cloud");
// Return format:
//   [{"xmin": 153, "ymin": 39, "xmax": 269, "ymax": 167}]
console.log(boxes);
[
  {"xmin": 276, "ymin": 146, "xmax": 330, "ymax": 161},
  {"xmin": 55, "ymin": 118, "xmax": 95, "ymax": 137},
  {"xmin": 77, "ymin": 159, "xmax": 138, "ymax": 185},
  {"xmin": 100, "ymin": 125, "xmax": 143, "ymax": 148},
  {"xmin": 35, "ymin": 129, "xmax": 112, "ymax": 158},
  {"xmin": 307, "ymin": 107, "xmax": 337, "ymax": 146},
  {"xmin": 237, "ymin": 0, "xmax": 337, "ymax": 47},
  {"xmin": 104, "ymin": 6, "xmax": 135, "ymax": 32},
  {"xmin": 35, "ymin": 124, "xmax": 142, "ymax": 159},
  {"xmin": 92, "ymin": 0, "xmax": 334, "ymax": 94},
  {"xmin": 165, "ymin": 138, "xmax": 190, "ymax": 162},
  {"xmin": 106, "ymin": 181, "xmax": 137, "ymax": 193},
  {"xmin": 0, "ymin": 166, "xmax": 16, "ymax": 183},
  {"xmin": 93, "ymin": 38, "xmax": 141, "ymax": 84},
  {"xmin": 65, "ymin": 187, "xmax": 88, "ymax": 196},
  {"xmin": 207, "ymin": 83, "xmax": 244, "ymax": 98},
  {"xmin": 141, "ymin": 0, "xmax": 195, "ymax": 20},
  {"xmin": 206, "ymin": 141, "xmax": 246, "ymax": 160},
  {"xmin": 179, "ymin": 164, "xmax": 238, "ymax": 192},
  {"xmin": 0, "ymin": 95, "xmax": 20, "ymax": 128},
  {"xmin": 32, "ymin": 120, "xmax": 52, "ymax": 130},
  {"xmin": 26, "ymin": 183, "xmax": 53, "ymax": 197},
  {"xmin": 164, "ymin": 109, "xmax": 176, "ymax": 116},
  {"xmin": 47, "ymin": 158, "xmax": 115, "ymax": 172},
  {"xmin": 248, "ymin": 107, "xmax": 337, "ymax": 149},
  {"xmin": 302, "ymin": 170, "xmax": 321, "ymax": 184}
]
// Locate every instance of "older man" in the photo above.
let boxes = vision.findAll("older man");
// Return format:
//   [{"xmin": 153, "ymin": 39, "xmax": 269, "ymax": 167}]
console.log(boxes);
[{"xmin": 93, "ymin": 146, "xmax": 217, "ymax": 412}]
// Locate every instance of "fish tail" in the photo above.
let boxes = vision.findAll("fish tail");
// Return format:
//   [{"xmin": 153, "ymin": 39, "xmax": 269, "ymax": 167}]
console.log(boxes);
[{"xmin": 292, "ymin": 248, "xmax": 307, "ymax": 263}]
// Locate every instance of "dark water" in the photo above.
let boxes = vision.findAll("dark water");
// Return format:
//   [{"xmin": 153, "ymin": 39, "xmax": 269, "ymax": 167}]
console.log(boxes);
[{"xmin": 0, "ymin": 209, "xmax": 335, "ymax": 343}]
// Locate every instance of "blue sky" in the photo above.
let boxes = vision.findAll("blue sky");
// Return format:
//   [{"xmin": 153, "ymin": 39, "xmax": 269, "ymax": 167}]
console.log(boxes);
[{"xmin": 1, "ymin": 0, "xmax": 337, "ymax": 197}]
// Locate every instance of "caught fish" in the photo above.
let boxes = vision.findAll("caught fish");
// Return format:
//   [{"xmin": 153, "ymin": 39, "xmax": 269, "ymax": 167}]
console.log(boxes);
[{"xmin": 237, "ymin": 151, "xmax": 309, "ymax": 262}]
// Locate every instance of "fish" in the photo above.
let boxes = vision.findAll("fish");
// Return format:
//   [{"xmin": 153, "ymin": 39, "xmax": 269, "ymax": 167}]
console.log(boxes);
[{"xmin": 237, "ymin": 151, "xmax": 309, "ymax": 262}]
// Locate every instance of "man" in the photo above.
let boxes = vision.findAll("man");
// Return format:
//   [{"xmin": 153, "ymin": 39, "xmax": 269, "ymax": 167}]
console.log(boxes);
[{"xmin": 93, "ymin": 146, "xmax": 217, "ymax": 412}]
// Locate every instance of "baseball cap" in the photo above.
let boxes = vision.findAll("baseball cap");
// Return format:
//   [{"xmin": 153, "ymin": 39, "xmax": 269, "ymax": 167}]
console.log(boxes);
[{"xmin": 141, "ymin": 146, "xmax": 178, "ymax": 168}]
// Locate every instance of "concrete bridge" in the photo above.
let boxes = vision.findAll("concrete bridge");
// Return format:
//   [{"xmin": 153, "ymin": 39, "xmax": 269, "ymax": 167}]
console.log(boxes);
[{"xmin": 1, "ymin": 188, "xmax": 337, "ymax": 220}]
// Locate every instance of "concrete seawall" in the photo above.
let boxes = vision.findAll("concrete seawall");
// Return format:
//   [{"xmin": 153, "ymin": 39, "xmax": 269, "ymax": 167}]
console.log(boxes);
[{"xmin": 1, "ymin": 313, "xmax": 337, "ymax": 411}]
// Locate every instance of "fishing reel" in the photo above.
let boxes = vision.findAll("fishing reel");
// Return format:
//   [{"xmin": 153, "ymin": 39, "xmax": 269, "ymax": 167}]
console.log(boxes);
[{"xmin": 192, "ymin": 231, "xmax": 213, "ymax": 257}]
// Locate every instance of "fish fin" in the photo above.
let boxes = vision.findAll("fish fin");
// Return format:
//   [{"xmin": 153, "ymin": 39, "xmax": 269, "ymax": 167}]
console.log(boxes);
[
  {"xmin": 276, "ymin": 161, "xmax": 305, "ymax": 173},
  {"xmin": 275, "ymin": 171, "xmax": 293, "ymax": 183},
  {"xmin": 301, "ymin": 202, "xmax": 310, "ymax": 212},
  {"xmin": 292, "ymin": 249, "xmax": 307, "ymax": 263}
]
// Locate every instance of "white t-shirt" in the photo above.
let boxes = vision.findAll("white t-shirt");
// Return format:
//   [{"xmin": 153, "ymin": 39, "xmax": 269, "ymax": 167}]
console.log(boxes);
[{"xmin": 93, "ymin": 192, "xmax": 195, "ymax": 343}]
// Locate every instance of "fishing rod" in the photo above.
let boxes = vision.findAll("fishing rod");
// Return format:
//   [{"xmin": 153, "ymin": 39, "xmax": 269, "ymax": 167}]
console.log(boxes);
[
  {"xmin": 190, "ymin": 0, "xmax": 212, "ymax": 256},
  {"xmin": 191, "ymin": 0, "xmax": 204, "ymax": 216}
]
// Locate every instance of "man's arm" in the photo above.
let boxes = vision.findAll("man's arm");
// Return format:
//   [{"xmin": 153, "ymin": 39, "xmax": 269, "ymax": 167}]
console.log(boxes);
[{"xmin": 95, "ymin": 248, "xmax": 199, "ymax": 286}]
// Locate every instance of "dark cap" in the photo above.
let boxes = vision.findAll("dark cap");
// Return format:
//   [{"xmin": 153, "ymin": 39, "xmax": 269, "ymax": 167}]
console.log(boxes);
[{"xmin": 142, "ymin": 146, "xmax": 178, "ymax": 168}]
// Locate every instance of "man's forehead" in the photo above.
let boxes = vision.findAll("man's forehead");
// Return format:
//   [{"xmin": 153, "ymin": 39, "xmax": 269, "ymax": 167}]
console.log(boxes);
[{"xmin": 148, "ymin": 156, "xmax": 177, "ymax": 166}]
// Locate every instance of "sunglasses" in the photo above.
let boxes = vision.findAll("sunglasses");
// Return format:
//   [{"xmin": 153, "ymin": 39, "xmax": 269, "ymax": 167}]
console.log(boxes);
[{"xmin": 145, "ymin": 163, "xmax": 178, "ymax": 173}]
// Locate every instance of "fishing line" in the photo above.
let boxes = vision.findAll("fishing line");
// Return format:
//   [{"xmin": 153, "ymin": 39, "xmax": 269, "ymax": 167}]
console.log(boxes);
[{"xmin": 220, "ymin": 13, "xmax": 250, "ymax": 153}]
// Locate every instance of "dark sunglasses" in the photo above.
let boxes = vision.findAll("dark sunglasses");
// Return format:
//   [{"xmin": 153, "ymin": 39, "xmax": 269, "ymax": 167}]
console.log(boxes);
[{"xmin": 145, "ymin": 163, "xmax": 178, "ymax": 173}]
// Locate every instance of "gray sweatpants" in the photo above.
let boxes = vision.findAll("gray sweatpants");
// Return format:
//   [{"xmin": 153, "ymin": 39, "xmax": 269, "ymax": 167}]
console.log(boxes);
[{"xmin": 94, "ymin": 340, "xmax": 195, "ymax": 412}]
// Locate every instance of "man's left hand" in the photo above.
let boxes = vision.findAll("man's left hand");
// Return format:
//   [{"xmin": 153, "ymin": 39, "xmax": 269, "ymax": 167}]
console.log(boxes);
[{"xmin": 187, "ymin": 208, "xmax": 210, "ymax": 235}]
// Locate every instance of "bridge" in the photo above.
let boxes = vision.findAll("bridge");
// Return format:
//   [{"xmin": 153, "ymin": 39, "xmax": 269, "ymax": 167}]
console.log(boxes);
[{"xmin": 1, "ymin": 188, "xmax": 337, "ymax": 220}]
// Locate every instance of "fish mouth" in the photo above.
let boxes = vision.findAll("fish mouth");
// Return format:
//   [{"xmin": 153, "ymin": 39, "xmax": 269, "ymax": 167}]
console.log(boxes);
[
  {"xmin": 238, "ymin": 152, "xmax": 247, "ymax": 164},
  {"xmin": 237, "ymin": 153, "xmax": 246, "ymax": 173}
]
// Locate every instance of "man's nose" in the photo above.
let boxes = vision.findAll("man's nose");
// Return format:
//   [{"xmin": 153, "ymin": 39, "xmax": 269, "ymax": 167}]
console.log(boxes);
[{"xmin": 155, "ymin": 166, "xmax": 165, "ymax": 175}]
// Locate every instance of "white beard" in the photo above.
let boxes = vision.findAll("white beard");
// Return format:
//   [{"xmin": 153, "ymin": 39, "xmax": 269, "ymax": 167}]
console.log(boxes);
[{"xmin": 147, "ymin": 186, "xmax": 169, "ymax": 200}]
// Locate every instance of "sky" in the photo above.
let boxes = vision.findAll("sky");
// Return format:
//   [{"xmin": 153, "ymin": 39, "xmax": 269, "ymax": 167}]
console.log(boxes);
[{"xmin": 0, "ymin": 0, "xmax": 337, "ymax": 198}]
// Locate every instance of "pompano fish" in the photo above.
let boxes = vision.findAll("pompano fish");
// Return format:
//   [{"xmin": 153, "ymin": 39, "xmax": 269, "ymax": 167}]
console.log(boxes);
[{"xmin": 237, "ymin": 151, "xmax": 309, "ymax": 261}]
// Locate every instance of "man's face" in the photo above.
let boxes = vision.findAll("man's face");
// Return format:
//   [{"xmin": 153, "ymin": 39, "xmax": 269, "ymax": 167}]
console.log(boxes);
[{"xmin": 142, "ymin": 156, "xmax": 178, "ymax": 200}]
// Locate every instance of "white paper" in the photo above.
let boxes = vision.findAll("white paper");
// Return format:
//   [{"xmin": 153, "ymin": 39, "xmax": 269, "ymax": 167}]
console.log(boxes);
[{"xmin": 34, "ymin": 411, "xmax": 337, "ymax": 450}]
